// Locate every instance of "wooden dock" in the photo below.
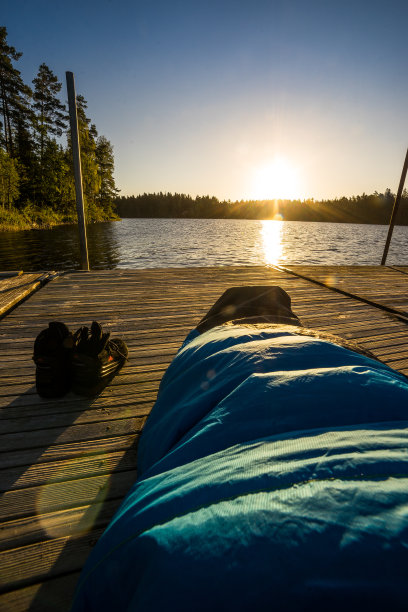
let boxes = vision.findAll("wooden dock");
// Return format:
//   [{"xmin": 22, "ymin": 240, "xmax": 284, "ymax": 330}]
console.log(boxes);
[{"xmin": 1, "ymin": 265, "xmax": 408, "ymax": 611}]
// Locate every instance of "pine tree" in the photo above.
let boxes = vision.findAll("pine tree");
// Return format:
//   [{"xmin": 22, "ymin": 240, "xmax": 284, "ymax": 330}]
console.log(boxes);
[
  {"xmin": 0, "ymin": 148, "xmax": 19, "ymax": 208},
  {"xmin": 14, "ymin": 114, "xmax": 38, "ymax": 206},
  {"xmin": 95, "ymin": 135, "xmax": 118, "ymax": 214},
  {"xmin": 73, "ymin": 95, "xmax": 99, "ymax": 218},
  {"xmin": 0, "ymin": 27, "xmax": 32, "ymax": 157},
  {"xmin": 32, "ymin": 64, "xmax": 67, "ymax": 205},
  {"xmin": 40, "ymin": 139, "xmax": 74, "ymax": 213},
  {"xmin": 32, "ymin": 64, "xmax": 66, "ymax": 166}
]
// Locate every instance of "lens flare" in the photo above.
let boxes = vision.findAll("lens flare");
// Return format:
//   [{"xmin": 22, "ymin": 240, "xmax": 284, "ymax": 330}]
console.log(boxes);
[{"xmin": 36, "ymin": 454, "xmax": 112, "ymax": 538}]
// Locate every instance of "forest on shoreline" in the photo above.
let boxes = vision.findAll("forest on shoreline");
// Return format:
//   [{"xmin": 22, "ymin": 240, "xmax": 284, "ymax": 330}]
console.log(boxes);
[
  {"xmin": 0, "ymin": 27, "xmax": 118, "ymax": 231},
  {"xmin": 116, "ymin": 189, "xmax": 408, "ymax": 225}
]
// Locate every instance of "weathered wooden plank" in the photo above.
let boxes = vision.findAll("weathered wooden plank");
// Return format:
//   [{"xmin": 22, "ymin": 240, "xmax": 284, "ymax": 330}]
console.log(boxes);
[
  {"xmin": 0, "ymin": 355, "xmax": 172, "ymax": 384},
  {"xmin": 0, "ymin": 372, "xmax": 163, "ymax": 399},
  {"xmin": 0, "ymin": 385, "xmax": 159, "ymax": 412},
  {"xmin": 0, "ymin": 402, "xmax": 152, "ymax": 435},
  {"xmin": 0, "ymin": 499, "xmax": 120, "ymax": 551},
  {"xmin": 285, "ymin": 265, "xmax": 408, "ymax": 320},
  {"xmin": 348, "ymin": 330, "xmax": 407, "ymax": 345},
  {"xmin": 0, "ymin": 572, "xmax": 80, "ymax": 612},
  {"xmin": 0, "ymin": 344, "xmax": 177, "ymax": 371},
  {"xmin": 0, "ymin": 469, "xmax": 137, "ymax": 521},
  {"xmin": 0, "ymin": 273, "xmax": 42, "ymax": 292},
  {"xmin": 0, "ymin": 393, "xmax": 154, "ymax": 421},
  {"xmin": 360, "ymin": 335, "xmax": 408, "ymax": 350},
  {"xmin": 0, "ymin": 528, "xmax": 103, "ymax": 592},
  {"xmin": 0, "ymin": 416, "xmax": 145, "ymax": 453},
  {"xmin": 0, "ymin": 273, "xmax": 58, "ymax": 318},
  {"xmin": 0, "ymin": 433, "xmax": 137, "ymax": 471},
  {"xmin": 0, "ymin": 380, "xmax": 161, "ymax": 408},
  {"xmin": 1, "ymin": 449, "xmax": 137, "ymax": 492},
  {"xmin": 1, "ymin": 301, "xmax": 356, "ymax": 327},
  {"xmin": 6, "ymin": 285, "xmax": 339, "ymax": 307},
  {"xmin": 0, "ymin": 336, "xmax": 182, "ymax": 353},
  {"xmin": 0, "ymin": 271, "xmax": 23, "ymax": 278},
  {"xmin": 382, "ymin": 356, "xmax": 408, "ymax": 369},
  {"xmin": 371, "ymin": 345, "xmax": 408, "ymax": 358}
]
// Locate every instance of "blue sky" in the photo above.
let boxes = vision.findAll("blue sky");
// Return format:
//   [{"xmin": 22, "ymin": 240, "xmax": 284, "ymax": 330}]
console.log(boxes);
[{"xmin": 3, "ymin": 0, "xmax": 408, "ymax": 200}]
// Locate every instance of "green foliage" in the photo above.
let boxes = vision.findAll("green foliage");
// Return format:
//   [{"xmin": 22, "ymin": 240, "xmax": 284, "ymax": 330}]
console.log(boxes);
[
  {"xmin": 0, "ymin": 27, "xmax": 118, "ymax": 229},
  {"xmin": 0, "ymin": 200, "xmax": 74, "ymax": 230},
  {"xmin": 32, "ymin": 63, "xmax": 68, "ymax": 204},
  {"xmin": 41, "ymin": 140, "xmax": 74, "ymax": 212},
  {"xmin": 96, "ymin": 136, "xmax": 119, "ymax": 213},
  {"xmin": 67, "ymin": 95, "xmax": 108, "ymax": 221},
  {"xmin": 0, "ymin": 26, "xmax": 32, "ymax": 157},
  {"xmin": 32, "ymin": 63, "xmax": 67, "ymax": 142},
  {"xmin": 0, "ymin": 148, "xmax": 19, "ymax": 208}
]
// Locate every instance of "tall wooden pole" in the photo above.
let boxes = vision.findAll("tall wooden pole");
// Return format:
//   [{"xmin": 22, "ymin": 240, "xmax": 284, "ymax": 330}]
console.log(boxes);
[
  {"xmin": 381, "ymin": 148, "xmax": 408, "ymax": 265},
  {"xmin": 66, "ymin": 71, "xmax": 89, "ymax": 271}
]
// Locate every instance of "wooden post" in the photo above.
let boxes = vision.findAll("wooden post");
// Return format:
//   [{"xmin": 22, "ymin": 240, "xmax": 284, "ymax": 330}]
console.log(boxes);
[
  {"xmin": 381, "ymin": 148, "xmax": 408, "ymax": 265},
  {"xmin": 66, "ymin": 71, "xmax": 90, "ymax": 271}
]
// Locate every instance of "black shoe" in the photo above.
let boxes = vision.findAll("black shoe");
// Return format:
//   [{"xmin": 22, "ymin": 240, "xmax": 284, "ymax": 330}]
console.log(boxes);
[
  {"xmin": 33, "ymin": 321, "xmax": 74, "ymax": 398},
  {"xmin": 71, "ymin": 321, "xmax": 128, "ymax": 396}
]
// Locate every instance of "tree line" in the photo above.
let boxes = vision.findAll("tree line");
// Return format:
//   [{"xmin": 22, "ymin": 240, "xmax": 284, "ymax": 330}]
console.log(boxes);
[
  {"xmin": 116, "ymin": 189, "xmax": 408, "ymax": 225},
  {"xmin": 0, "ymin": 27, "xmax": 118, "ymax": 226}
]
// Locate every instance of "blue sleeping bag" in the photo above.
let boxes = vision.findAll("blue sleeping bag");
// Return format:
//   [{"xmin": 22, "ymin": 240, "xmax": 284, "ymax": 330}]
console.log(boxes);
[{"xmin": 72, "ymin": 325, "xmax": 408, "ymax": 611}]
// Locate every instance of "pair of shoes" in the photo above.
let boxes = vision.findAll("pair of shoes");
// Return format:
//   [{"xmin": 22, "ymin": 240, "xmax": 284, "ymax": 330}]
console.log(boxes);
[
  {"xmin": 33, "ymin": 321, "xmax": 128, "ymax": 398},
  {"xmin": 71, "ymin": 322, "xmax": 128, "ymax": 397}
]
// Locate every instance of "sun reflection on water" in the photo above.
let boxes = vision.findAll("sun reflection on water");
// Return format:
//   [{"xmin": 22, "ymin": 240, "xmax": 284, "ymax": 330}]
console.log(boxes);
[{"xmin": 261, "ymin": 220, "xmax": 284, "ymax": 265}]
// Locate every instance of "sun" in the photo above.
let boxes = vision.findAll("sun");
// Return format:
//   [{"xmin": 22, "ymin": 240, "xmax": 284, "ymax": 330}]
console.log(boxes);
[{"xmin": 251, "ymin": 157, "xmax": 301, "ymax": 201}]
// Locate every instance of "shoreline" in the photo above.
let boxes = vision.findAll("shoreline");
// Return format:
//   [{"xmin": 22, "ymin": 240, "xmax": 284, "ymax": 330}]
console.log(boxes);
[
  {"xmin": 1, "ymin": 214, "xmax": 406, "ymax": 232},
  {"xmin": 0, "ymin": 214, "xmax": 121, "ymax": 233}
]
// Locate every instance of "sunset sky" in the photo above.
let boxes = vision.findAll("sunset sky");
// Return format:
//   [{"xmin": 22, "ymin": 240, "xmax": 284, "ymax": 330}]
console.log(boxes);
[{"xmin": 3, "ymin": 0, "xmax": 408, "ymax": 201}]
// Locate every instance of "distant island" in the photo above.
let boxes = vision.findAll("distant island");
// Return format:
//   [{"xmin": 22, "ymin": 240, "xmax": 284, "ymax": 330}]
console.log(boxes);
[{"xmin": 115, "ymin": 190, "xmax": 408, "ymax": 225}]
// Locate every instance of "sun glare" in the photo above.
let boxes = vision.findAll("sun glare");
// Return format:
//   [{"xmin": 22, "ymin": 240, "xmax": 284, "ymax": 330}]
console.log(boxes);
[{"xmin": 251, "ymin": 157, "xmax": 301, "ymax": 201}]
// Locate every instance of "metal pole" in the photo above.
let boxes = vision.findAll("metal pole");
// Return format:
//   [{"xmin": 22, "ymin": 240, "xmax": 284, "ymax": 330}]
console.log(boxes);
[
  {"xmin": 381, "ymin": 147, "xmax": 408, "ymax": 265},
  {"xmin": 66, "ymin": 71, "xmax": 90, "ymax": 271}
]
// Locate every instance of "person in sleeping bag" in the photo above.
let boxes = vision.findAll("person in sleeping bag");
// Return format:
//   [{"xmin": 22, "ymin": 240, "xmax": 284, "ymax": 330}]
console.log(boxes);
[{"xmin": 71, "ymin": 286, "xmax": 408, "ymax": 612}]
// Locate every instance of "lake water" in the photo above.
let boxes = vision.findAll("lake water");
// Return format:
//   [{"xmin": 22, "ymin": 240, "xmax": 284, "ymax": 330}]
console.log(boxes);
[{"xmin": 1, "ymin": 218, "xmax": 408, "ymax": 271}]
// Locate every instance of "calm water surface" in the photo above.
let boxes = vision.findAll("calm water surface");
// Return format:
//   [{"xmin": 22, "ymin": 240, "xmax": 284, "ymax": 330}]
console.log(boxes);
[{"xmin": 1, "ymin": 218, "xmax": 407, "ymax": 271}]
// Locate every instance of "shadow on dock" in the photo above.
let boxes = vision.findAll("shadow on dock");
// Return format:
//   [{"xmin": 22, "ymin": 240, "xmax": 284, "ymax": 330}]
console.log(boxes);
[{"xmin": 0, "ymin": 384, "xmax": 148, "ymax": 611}]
